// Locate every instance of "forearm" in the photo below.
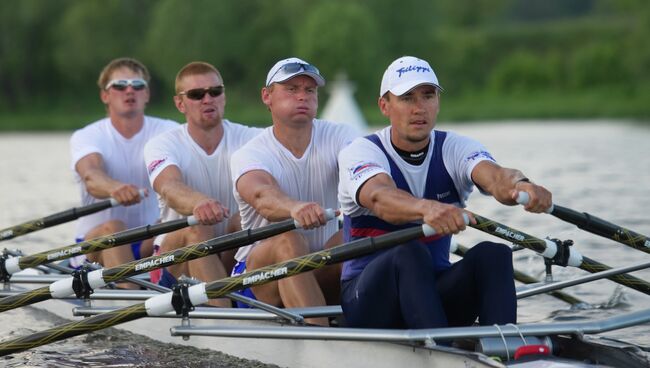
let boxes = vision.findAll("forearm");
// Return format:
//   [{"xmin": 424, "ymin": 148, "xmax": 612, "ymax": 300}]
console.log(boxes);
[
  {"xmin": 159, "ymin": 182, "xmax": 210, "ymax": 216},
  {"xmin": 480, "ymin": 167, "xmax": 528, "ymax": 205},
  {"xmin": 82, "ymin": 168, "xmax": 125, "ymax": 199},
  {"xmin": 249, "ymin": 184, "xmax": 300, "ymax": 221},
  {"xmin": 366, "ymin": 186, "xmax": 429, "ymax": 224}
]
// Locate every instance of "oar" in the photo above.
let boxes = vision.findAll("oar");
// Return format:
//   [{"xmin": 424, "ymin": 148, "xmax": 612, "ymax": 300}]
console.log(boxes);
[
  {"xmin": 451, "ymin": 241, "xmax": 585, "ymax": 306},
  {"xmin": 1, "ymin": 217, "xmax": 197, "ymax": 279},
  {"xmin": 0, "ymin": 190, "xmax": 146, "ymax": 242},
  {"xmin": 468, "ymin": 211, "xmax": 650, "ymax": 296},
  {"xmin": 0, "ymin": 221, "xmax": 440, "ymax": 356},
  {"xmin": 0, "ymin": 210, "xmax": 335, "ymax": 313},
  {"xmin": 517, "ymin": 192, "xmax": 650, "ymax": 254}
]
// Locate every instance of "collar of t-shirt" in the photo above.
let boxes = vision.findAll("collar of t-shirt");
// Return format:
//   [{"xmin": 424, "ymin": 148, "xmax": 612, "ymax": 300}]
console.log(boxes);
[{"xmin": 390, "ymin": 140, "xmax": 430, "ymax": 166}]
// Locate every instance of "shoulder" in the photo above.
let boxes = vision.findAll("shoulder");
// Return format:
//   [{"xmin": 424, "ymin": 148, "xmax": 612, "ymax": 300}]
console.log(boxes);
[
  {"xmin": 438, "ymin": 129, "xmax": 495, "ymax": 164},
  {"xmin": 314, "ymin": 119, "xmax": 359, "ymax": 135},
  {"xmin": 223, "ymin": 120, "xmax": 264, "ymax": 139},
  {"xmin": 232, "ymin": 128, "xmax": 271, "ymax": 158},
  {"xmin": 71, "ymin": 117, "xmax": 109, "ymax": 143},
  {"xmin": 339, "ymin": 134, "xmax": 385, "ymax": 162},
  {"xmin": 145, "ymin": 124, "xmax": 185, "ymax": 151},
  {"xmin": 144, "ymin": 116, "xmax": 179, "ymax": 133}
]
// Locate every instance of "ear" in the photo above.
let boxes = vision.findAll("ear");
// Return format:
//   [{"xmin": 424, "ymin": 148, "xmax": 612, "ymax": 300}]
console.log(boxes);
[
  {"xmin": 143, "ymin": 88, "xmax": 150, "ymax": 105},
  {"xmin": 100, "ymin": 89, "xmax": 110, "ymax": 104},
  {"xmin": 261, "ymin": 87, "xmax": 271, "ymax": 109},
  {"xmin": 173, "ymin": 95, "xmax": 185, "ymax": 114},
  {"xmin": 378, "ymin": 96, "xmax": 390, "ymax": 118}
]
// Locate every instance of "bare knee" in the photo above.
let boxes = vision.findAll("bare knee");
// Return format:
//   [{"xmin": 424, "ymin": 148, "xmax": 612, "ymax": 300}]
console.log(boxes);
[
  {"xmin": 272, "ymin": 231, "xmax": 310, "ymax": 260},
  {"xmin": 86, "ymin": 220, "xmax": 126, "ymax": 239}
]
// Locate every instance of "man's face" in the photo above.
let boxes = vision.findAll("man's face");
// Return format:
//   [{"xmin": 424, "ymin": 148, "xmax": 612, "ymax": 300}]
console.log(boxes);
[
  {"xmin": 261, "ymin": 75, "xmax": 318, "ymax": 127},
  {"xmin": 174, "ymin": 72, "xmax": 225, "ymax": 129},
  {"xmin": 379, "ymin": 85, "xmax": 440, "ymax": 150},
  {"xmin": 100, "ymin": 67, "xmax": 150, "ymax": 118}
]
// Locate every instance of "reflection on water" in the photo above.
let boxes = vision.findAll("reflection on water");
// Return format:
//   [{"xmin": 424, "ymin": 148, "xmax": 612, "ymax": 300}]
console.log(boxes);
[{"xmin": 0, "ymin": 121, "xmax": 649, "ymax": 364}]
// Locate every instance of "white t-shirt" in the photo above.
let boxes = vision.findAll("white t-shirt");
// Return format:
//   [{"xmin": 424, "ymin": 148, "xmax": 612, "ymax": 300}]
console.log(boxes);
[
  {"xmin": 338, "ymin": 127, "xmax": 496, "ymax": 217},
  {"xmin": 231, "ymin": 119, "xmax": 360, "ymax": 262},
  {"xmin": 144, "ymin": 120, "xmax": 262, "ymax": 241},
  {"xmin": 70, "ymin": 116, "xmax": 178, "ymax": 238}
]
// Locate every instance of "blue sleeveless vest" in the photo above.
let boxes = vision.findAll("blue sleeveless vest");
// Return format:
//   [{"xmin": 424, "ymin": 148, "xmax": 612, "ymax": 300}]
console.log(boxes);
[{"xmin": 341, "ymin": 131, "xmax": 461, "ymax": 281}]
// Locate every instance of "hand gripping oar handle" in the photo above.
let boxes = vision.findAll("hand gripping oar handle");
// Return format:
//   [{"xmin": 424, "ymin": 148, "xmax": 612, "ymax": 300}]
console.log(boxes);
[
  {"xmin": 0, "ymin": 210, "xmax": 336, "ymax": 313},
  {"xmin": 515, "ymin": 192, "xmax": 554, "ymax": 213},
  {"xmin": 2, "ymin": 216, "xmax": 196, "ymax": 276},
  {"xmin": 517, "ymin": 192, "xmax": 650, "ymax": 254},
  {"xmin": 0, "ymin": 189, "xmax": 147, "ymax": 242}
]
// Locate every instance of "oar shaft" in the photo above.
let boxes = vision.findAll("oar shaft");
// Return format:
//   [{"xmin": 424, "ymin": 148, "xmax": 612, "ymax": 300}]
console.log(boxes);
[
  {"xmin": 0, "ymin": 304, "xmax": 148, "ymax": 356},
  {"xmin": 470, "ymin": 212, "xmax": 650, "ymax": 297},
  {"xmin": 101, "ymin": 219, "xmax": 299, "ymax": 283},
  {"xmin": 552, "ymin": 205, "xmax": 650, "ymax": 254},
  {"xmin": 518, "ymin": 260, "xmax": 650, "ymax": 299},
  {"xmin": 453, "ymin": 243, "xmax": 584, "ymax": 305},
  {"xmin": 580, "ymin": 256, "xmax": 650, "ymax": 295},
  {"xmin": 0, "ymin": 199, "xmax": 116, "ymax": 242},
  {"xmin": 12, "ymin": 217, "xmax": 194, "ymax": 272}
]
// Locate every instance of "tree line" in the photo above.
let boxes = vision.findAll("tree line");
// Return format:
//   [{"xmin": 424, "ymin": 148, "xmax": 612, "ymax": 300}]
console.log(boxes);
[{"xmin": 1, "ymin": 0, "xmax": 649, "ymax": 126}]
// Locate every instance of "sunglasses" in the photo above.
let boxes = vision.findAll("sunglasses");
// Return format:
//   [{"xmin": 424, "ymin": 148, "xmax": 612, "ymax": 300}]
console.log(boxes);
[
  {"xmin": 105, "ymin": 79, "xmax": 148, "ymax": 91},
  {"xmin": 179, "ymin": 86, "xmax": 225, "ymax": 100},
  {"xmin": 267, "ymin": 63, "xmax": 320, "ymax": 85}
]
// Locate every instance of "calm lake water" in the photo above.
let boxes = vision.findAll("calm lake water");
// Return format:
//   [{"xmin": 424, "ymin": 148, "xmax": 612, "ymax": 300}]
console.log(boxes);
[{"xmin": 0, "ymin": 120, "xmax": 649, "ymax": 365}]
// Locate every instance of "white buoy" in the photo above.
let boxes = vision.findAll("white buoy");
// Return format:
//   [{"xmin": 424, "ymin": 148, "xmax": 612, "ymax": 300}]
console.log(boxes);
[{"xmin": 321, "ymin": 73, "xmax": 368, "ymax": 134}]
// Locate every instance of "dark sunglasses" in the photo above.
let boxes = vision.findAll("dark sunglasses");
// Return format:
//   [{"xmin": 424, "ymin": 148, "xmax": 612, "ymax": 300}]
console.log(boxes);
[
  {"xmin": 105, "ymin": 79, "xmax": 148, "ymax": 91},
  {"xmin": 179, "ymin": 86, "xmax": 225, "ymax": 100},
  {"xmin": 267, "ymin": 63, "xmax": 320, "ymax": 84}
]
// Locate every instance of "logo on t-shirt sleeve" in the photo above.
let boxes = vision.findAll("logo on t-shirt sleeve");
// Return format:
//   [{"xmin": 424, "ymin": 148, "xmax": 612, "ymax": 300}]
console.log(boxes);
[
  {"xmin": 465, "ymin": 151, "xmax": 495, "ymax": 163},
  {"xmin": 349, "ymin": 162, "xmax": 382, "ymax": 181},
  {"xmin": 147, "ymin": 158, "xmax": 167, "ymax": 175}
]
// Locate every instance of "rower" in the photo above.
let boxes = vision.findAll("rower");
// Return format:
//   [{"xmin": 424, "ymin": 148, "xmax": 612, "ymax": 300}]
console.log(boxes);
[
  {"xmin": 229, "ymin": 57, "xmax": 361, "ymax": 324},
  {"xmin": 69, "ymin": 57, "xmax": 178, "ymax": 286},
  {"xmin": 144, "ymin": 61, "xmax": 261, "ymax": 307},
  {"xmin": 337, "ymin": 56, "xmax": 553, "ymax": 329}
]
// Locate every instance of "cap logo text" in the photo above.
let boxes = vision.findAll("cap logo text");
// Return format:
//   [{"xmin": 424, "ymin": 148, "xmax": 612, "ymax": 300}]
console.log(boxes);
[{"xmin": 396, "ymin": 65, "xmax": 431, "ymax": 78}]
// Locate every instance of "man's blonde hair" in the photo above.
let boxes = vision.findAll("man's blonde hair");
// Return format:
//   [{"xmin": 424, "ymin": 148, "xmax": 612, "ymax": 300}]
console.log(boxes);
[
  {"xmin": 97, "ymin": 57, "xmax": 150, "ymax": 90},
  {"xmin": 175, "ymin": 61, "xmax": 223, "ymax": 94}
]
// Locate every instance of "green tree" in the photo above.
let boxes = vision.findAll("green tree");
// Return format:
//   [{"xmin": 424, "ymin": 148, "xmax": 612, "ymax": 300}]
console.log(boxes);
[
  {"xmin": 0, "ymin": 1, "xmax": 68, "ymax": 109},
  {"xmin": 52, "ymin": 0, "xmax": 155, "ymax": 92}
]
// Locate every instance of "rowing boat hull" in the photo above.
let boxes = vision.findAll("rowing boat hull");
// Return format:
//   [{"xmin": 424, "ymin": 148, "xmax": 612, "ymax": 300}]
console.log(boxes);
[{"xmin": 27, "ymin": 296, "xmax": 501, "ymax": 368}]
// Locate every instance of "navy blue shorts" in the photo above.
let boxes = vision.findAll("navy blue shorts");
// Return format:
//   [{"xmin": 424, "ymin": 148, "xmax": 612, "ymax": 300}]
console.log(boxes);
[{"xmin": 231, "ymin": 260, "xmax": 258, "ymax": 308}]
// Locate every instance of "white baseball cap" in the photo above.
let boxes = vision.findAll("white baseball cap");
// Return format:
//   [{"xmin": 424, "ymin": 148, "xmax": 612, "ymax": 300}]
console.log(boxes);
[
  {"xmin": 380, "ymin": 56, "xmax": 442, "ymax": 97},
  {"xmin": 266, "ymin": 57, "xmax": 326, "ymax": 87}
]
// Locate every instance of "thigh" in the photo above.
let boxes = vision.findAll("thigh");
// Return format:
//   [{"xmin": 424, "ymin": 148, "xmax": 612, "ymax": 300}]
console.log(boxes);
[{"xmin": 341, "ymin": 247, "xmax": 402, "ymax": 328}]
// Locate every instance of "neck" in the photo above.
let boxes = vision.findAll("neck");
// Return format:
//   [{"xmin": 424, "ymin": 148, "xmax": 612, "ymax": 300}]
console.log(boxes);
[
  {"xmin": 389, "ymin": 127, "xmax": 430, "ymax": 152},
  {"xmin": 187, "ymin": 120, "xmax": 224, "ymax": 155},
  {"xmin": 272, "ymin": 120, "xmax": 313, "ymax": 158},
  {"xmin": 109, "ymin": 113, "xmax": 145, "ymax": 139}
]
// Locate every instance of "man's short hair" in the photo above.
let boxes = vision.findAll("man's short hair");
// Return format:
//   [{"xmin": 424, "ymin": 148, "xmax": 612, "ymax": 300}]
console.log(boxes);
[
  {"xmin": 97, "ymin": 57, "xmax": 150, "ymax": 90},
  {"xmin": 175, "ymin": 62, "xmax": 223, "ymax": 94}
]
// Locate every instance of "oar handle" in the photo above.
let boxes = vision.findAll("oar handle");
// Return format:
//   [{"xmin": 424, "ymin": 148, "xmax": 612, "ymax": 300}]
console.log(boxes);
[
  {"xmin": 293, "ymin": 208, "xmax": 337, "ymax": 229},
  {"xmin": 516, "ymin": 191, "xmax": 554, "ymax": 213},
  {"xmin": 109, "ymin": 188, "xmax": 147, "ymax": 206}
]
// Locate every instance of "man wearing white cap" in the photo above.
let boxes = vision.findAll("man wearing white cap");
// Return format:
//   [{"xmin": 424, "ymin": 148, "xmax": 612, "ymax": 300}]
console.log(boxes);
[
  {"xmin": 230, "ymin": 57, "xmax": 360, "ymax": 325},
  {"xmin": 337, "ymin": 56, "xmax": 552, "ymax": 329}
]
